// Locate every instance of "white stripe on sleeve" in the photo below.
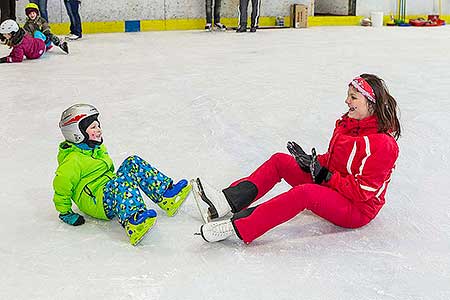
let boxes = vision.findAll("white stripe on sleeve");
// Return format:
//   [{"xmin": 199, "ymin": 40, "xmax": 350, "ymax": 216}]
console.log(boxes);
[{"xmin": 347, "ymin": 141, "xmax": 357, "ymax": 175}]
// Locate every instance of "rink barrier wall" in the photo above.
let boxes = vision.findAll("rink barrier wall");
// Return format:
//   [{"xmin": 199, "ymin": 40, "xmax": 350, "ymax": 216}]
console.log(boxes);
[{"xmin": 46, "ymin": 15, "xmax": 449, "ymax": 35}]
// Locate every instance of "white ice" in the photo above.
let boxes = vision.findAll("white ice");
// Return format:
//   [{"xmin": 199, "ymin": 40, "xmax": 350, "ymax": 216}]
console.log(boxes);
[{"xmin": 1, "ymin": 26, "xmax": 449, "ymax": 300}]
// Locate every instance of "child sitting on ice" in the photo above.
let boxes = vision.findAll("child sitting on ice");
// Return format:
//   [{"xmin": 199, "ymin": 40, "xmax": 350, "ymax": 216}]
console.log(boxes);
[
  {"xmin": 53, "ymin": 104, "xmax": 192, "ymax": 245},
  {"xmin": 23, "ymin": 3, "xmax": 69, "ymax": 54},
  {"xmin": 0, "ymin": 19, "xmax": 46, "ymax": 64}
]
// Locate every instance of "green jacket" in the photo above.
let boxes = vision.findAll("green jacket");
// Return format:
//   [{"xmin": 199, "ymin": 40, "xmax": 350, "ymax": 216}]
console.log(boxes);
[
  {"xmin": 53, "ymin": 141, "xmax": 116, "ymax": 220},
  {"xmin": 24, "ymin": 16, "xmax": 52, "ymax": 37}
]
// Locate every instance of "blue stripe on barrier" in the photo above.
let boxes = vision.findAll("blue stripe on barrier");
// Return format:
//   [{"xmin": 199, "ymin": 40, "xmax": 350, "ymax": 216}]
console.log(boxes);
[{"xmin": 125, "ymin": 20, "xmax": 141, "ymax": 32}]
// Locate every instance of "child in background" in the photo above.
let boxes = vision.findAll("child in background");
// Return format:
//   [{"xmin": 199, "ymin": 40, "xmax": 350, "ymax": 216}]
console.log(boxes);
[
  {"xmin": 54, "ymin": 104, "xmax": 192, "ymax": 246},
  {"xmin": 23, "ymin": 3, "xmax": 69, "ymax": 54},
  {"xmin": 0, "ymin": 19, "xmax": 46, "ymax": 64}
]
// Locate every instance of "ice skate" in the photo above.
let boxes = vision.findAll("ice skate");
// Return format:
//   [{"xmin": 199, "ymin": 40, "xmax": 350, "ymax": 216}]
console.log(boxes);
[
  {"xmin": 236, "ymin": 26, "xmax": 247, "ymax": 33},
  {"xmin": 124, "ymin": 209, "xmax": 157, "ymax": 246},
  {"xmin": 205, "ymin": 23, "xmax": 212, "ymax": 32},
  {"xmin": 192, "ymin": 178, "xmax": 232, "ymax": 222},
  {"xmin": 65, "ymin": 34, "xmax": 81, "ymax": 41},
  {"xmin": 159, "ymin": 179, "xmax": 192, "ymax": 217},
  {"xmin": 214, "ymin": 23, "xmax": 227, "ymax": 31},
  {"xmin": 59, "ymin": 41, "xmax": 69, "ymax": 54},
  {"xmin": 199, "ymin": 219, "xmax": 235, "ymax": 242}
]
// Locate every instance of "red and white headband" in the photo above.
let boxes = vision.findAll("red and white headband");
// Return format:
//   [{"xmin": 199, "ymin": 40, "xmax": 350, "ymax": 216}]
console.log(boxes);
[{"xmin": 349, "ymin": 77, "xmax": 376, "ymax": 103}]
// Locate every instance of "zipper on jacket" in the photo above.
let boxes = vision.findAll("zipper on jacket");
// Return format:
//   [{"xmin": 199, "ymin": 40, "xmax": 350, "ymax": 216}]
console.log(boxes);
[{"xmin": 83, "ymin": 185, "xmax": 97, "ymax": 204}]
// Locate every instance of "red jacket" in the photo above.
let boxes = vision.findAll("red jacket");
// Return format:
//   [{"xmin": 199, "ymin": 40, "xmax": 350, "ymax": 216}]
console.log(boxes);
[
  {"xmin": 318, "ymin": 115, "xmax": 399, "ymax": 219},
  {"xmin": 5, "ymin": 33, "xmax": 45, "ymax": 63}
]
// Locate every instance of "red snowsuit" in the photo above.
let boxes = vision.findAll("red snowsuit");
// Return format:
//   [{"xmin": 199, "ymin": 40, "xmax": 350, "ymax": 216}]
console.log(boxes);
[
  {"xmin": 232, "ymin": 115, "xmax": 399, "ymax": 244},
  {"xmin": 4, "ymin": 33, "xmax": 45, "ymax": 63}
]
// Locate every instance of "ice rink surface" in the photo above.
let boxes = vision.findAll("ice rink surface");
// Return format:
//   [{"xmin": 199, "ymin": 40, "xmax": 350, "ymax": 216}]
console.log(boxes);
[{"xmin": 1, "ymin": 26, "xmax": 449, "ymax": 300}]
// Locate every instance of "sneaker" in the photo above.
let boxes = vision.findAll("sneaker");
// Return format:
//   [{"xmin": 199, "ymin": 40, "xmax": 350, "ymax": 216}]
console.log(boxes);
[
  {"xmin": 200, "ymin": 219, "xmax": 235, "ymax": 242},
  {"xmin": 66, "ymin": 34, "xmax": 81, "ymax": 41},
  {"xmin": 236, "ymin": 26, "xmax": 247, "ymax": 33},
  {"xmin": 59, "ymin": 41, "xmax": 69, "ymax": 54},
  {"xmin": 159, "ymin": 179, "xmax": 192, "ymax": 217},
  {"xmin": 124, "ymin": 210, "xmax": 157, "ymax": 246},
  {"xmin": 192, "ymin": 178, "xmax": 232, "ymax": 221},
  {"xmin": 205, "ymin": 23, "xmax": 212, "ymax": 31},
  {"xmin": 214, "ymin": 23, "xmax": 227, "ymax": 31}
]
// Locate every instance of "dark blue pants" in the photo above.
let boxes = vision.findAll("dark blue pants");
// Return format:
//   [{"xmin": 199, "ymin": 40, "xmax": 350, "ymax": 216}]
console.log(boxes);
[
  {"xmin": 205, "ymin": 0, "xmax": 222, "ymax": 24},
  {"xmin": 64, "ymin": 0, "xmax": 82, "ymax": 37},
  {"xmin": 30, "ymin": 0, "xmax": 48, "ymax": 22}
]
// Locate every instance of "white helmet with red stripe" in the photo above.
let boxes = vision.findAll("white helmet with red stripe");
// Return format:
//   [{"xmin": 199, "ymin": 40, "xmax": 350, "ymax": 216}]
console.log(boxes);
[{"xmin": 59, "ymin": 104, "xmax": 99, "ymax": 144}]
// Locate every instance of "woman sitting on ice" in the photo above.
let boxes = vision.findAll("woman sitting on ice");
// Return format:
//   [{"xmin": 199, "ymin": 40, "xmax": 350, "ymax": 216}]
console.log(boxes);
[{"xmin": 193, "ymin": 74, "xmax": 401, "ymax": 244}]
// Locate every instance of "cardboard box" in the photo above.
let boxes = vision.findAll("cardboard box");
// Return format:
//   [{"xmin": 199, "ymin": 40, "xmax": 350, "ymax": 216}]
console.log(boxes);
[{"xmin": 291, "ymin": 4, "xmax": 308, "ymax": 28}]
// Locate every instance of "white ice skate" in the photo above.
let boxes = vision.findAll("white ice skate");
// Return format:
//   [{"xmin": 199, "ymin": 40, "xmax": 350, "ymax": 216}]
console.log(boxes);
[
  {"xmin": 200, "ymin": 219, "xmax": 235, "ymax": 242},
  {"xmin": 65, "ymin": 34, "xmax": 81, "ymax": 41},
  {"xmin": 191, "ymin": 178, "xmax": 232, "ymax": 223}
]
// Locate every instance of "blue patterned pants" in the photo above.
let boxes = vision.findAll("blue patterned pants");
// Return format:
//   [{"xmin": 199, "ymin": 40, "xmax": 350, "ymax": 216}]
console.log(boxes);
[{"xmin": 103, "ymin": 155, "xmax": 172, "ymax": 224}]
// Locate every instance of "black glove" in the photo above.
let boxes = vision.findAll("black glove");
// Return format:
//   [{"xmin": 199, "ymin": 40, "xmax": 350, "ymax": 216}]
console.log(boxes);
[
  {"xmin": 59, "ymin": 211, "xmax": 85, "ymax": 226},
  {"xmin": 0, "ymin": 57, "xmax": 7, "ymax": 64},
  {"xmin": 310, "ymin": 148, "xmax": 332, "ymax": 184},
  {"xmin": 287, "ymin": 141, "xmax": 312, "ymax": 173}
]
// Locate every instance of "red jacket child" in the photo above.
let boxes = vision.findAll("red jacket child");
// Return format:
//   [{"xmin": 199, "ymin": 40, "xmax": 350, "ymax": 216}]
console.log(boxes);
[{"xmin": 0, "ymin": 20, "xmax": 46, "ymax": 64}]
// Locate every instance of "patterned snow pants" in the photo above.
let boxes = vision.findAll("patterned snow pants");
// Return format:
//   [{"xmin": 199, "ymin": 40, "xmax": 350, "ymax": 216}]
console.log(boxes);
[{"xmin": 103, "ymin": 155, "xmax": 172, "ymax": 224}]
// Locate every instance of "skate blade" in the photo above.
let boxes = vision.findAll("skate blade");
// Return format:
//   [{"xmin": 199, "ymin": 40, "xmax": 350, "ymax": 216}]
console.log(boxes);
[{"xmin": 191, "ymin": 178, "xmax": 210, "ymax": 223}]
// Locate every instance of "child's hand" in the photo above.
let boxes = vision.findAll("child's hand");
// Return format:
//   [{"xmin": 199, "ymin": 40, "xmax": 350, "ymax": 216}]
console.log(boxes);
[{"xmin": 59, "ymin": 211, "xmax": 85, "ymax": 226}]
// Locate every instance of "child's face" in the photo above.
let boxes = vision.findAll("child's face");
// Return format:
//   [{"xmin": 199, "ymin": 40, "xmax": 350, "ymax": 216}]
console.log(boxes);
[
  {"xmin": 28, "ymin": 12, "xmax": 38, "ymax": 20},
  {"xmin": 86, "ymin": 121, "xmax": 102, "ymax": 142},
  {"xmin": 2, "ymin": 33, "xmax": 11, "ymax": 39}
]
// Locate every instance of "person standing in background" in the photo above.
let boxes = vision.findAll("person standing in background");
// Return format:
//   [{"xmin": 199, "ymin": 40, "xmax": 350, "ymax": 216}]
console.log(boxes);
[
  {"xmin": 0, "ymin": 0, "xmax": 17, "ymax": 23},
  {"xmin": 237, "ymin": 0, "xmax": 261, "ymax": 32},
  {"xmin": 0, "ymin": 0, "xmax": 17, "ymax": 42},
  {"xmin": 29, "ymin": 0, "xmax": 48, "ymax": 22},
  {"xmin": 64, "ymin": 0, "xmax": 82, "ymax": 40},
  {"xmin": 205, "ymin": 0, "xmax": 227, "ymax": 31}
]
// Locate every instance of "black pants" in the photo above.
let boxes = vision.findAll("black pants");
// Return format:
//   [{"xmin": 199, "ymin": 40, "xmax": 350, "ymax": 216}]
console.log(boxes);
[
  {"xmin": 238, "ymin": 0, "xmax": 261, "ymax": 27},
  {"xmin": 0, "ymin": 0, "xmax": 16, "ymax": 23},
  {"xmin": 205, "ymin": 0, "xmax": 222, "ymax": 24}
]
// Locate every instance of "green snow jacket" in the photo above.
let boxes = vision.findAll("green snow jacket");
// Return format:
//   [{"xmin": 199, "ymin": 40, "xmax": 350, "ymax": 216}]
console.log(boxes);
[{"xmin": 52, "ymin": 141, "xmax": 115, "ymax": 220}]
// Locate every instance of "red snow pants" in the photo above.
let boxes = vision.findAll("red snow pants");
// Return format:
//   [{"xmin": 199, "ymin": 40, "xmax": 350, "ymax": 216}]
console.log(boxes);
[{"xmin": 231, "ymin": 153, "xmax": 372, "ymax": 244}]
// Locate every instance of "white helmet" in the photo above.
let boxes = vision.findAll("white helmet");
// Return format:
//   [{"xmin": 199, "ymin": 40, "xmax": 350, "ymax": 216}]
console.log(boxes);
[
  {"xmin": 59, "ymin": 104, "xmax": 99, "ymax": 144},
  {"xmin": 0, "ymin": 19, "xmax": 19, "ymax": 34}
]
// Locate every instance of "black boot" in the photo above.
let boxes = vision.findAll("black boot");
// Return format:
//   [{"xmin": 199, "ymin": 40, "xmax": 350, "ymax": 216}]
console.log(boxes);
[
  {"xmin": 222, "ymin": 181, "xmax": 258, "ymax": 212},
  {"xmin": 236, "ymin": 25, "xmax": 247, "ymax": 33},
  {"xmin": 250, "ymin": 26, "xmax": 257, "ymax": 32}
]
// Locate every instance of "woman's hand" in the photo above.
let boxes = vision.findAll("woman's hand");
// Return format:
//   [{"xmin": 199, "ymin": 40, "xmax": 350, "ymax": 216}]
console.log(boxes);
[
  {"xmin": 310, "ymin": 148, "xmax": 332, "ymax": 184},
  {"xmin": 287, "ymin": 141, "xmax": 312, "ymax": 173}
]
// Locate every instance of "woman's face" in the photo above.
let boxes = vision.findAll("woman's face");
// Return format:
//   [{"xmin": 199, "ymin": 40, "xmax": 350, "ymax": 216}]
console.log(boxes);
[
  {"xmin": 345, "ymin": 86, "xmax": 373, "ymax": 120},
  {"xmin": 86, "ymin": 121, "xmax": 102, "ymax": 142}
]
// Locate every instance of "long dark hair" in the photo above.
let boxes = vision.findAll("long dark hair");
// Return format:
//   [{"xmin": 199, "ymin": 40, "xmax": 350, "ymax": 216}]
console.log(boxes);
[{"xmin": 360, "ymin": 74, "xmax": 401, "ymax": 140}]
